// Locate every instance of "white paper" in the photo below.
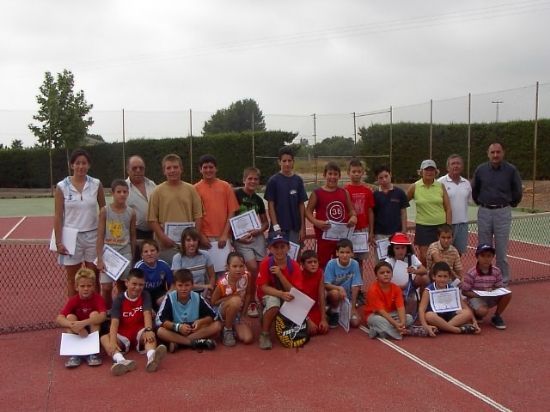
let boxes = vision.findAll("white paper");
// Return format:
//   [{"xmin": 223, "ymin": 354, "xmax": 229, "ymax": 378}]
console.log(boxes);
[
  {"xmin": 391, "ymin": 260, "xmax": 410, "ymax": 289},
  {"xmin": 376, "ymin": 238, "xmax": 391, "ymax": 260},
  {"xmin": 95, "ymin": 245, "xmax": 129, "ymax": 281},
  {"xmin": 164, "ymin": 222, "xmax": 195, "ymax": 243},
  {"xmin": 229, "ymin": 210, "xmax": 261, "ymax": 240},
  {"xmin": 338, "ymin": 298, "xmax": 351, "ymax": 332},
  {"xmin": 321, "ymin": 221, "xmax": 355, "ymax": 241},
  {"xmin": 201, "ymin": 241, "xmax": 231, "ymax": 272},
  {"xmin": 287, "ymin": 241, "xmax": 300, "ymax": 261},
  {"xmin": 49, "ymin": 227, "xmax": 78, "ymax": 255},
  {"xmin": 60, "ymin": 331, "xmax": 100, "ymax": 356},
  {"xmin": 473, "ymin": 288, "xmax": 511, "ymax": 297},
  {"xmin": 351, "ymin": 232, "xmax": 369, "ymax": 253},
  {"xmin": 429, "ymin": 288, "xmax": 461, "ymax": 313},
  {"xmin": 279, "ymin": 287, "xmax": 315, "ymax": 326}
]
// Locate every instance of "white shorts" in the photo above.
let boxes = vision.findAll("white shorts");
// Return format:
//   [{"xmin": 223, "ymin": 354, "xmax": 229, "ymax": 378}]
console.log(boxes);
[
  {"xmin": 234, "ymin": 235, "xmax": 267, "ymax": 262},
  {"xmin": 117, "ymin": 328, "xmax": 146, "ymax": 354},
  {"xmin": 58, "ymin": 230, "xmax": 97, "ymax": 266}
]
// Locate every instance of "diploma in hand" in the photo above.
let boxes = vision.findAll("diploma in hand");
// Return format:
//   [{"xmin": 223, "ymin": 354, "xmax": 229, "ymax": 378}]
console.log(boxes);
[
  {"xmin": 164, "ymin": 222, "xmax": 195, "ymax": 243},
  {"xmin": 229, "ymin": 210, "xmax": 261, "ymax": 240},
  {"xmin": 321, "ymin": 221, "xmax": 355, "ymax": 241},
  {"xmin": 429, "ymin": 288, "xmax": 461, "ymax": 313}
]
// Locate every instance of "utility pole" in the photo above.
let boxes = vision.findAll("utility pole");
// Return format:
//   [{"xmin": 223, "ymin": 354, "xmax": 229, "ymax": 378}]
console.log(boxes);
[{"xmin": 491, "ymin": 100, "xmax": 503, "ymax": 122}]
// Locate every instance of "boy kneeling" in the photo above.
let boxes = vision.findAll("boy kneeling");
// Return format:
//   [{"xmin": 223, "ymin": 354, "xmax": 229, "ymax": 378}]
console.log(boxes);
[
  {"xmin": 157, "ymin": 269, "xmax": 221, "ymax": 352},
  {"xmin": 100, "ymin": 268, "xmax": 167, "ymax": 376}
]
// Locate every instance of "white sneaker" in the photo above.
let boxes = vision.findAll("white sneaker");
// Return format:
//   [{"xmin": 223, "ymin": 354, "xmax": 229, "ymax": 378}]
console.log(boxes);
[
  {"xmin": 111, "ymin": 359, "xmax": 136, "ymax": 376},
  {"xmin": 146, "ymin": 345, "xmax": 167, "ymax": 372}
]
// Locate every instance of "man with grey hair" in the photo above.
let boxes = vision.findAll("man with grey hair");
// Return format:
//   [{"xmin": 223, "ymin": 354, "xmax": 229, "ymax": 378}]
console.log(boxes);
[
  {"xmin": 472, "ymin": 142, "xmax": 522, "ymax": 286},
  {"xmin": 126, "ymin": 155, "xmax": 156, "ymax": 240},
  {"xmin": 438, "ymin": 154, "xmax": 471, "ymax": 255}
]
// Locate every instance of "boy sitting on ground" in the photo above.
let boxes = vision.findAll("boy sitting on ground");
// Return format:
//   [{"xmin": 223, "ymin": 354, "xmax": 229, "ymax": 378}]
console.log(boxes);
[
  {"xmin": 156, "ymin": 269, "xmax": 221, "ymax": 352},
  {"xmin": 461, "ymin": 244, "xmax": 512, "ymax": 330},
  {"xmin": 426, "ymin": 224, "xmax": 463, "ymax": 281},
  {"xmin": 57, "ymin": 268, "xmax": 107, "ymax": 368},
  {"xmin": 100, "ymin": 268, "xmax": 167, "ymax": 376},
  {"xmin": 298, "ymin": 250, "xmax": 329, "ymax": 336}
]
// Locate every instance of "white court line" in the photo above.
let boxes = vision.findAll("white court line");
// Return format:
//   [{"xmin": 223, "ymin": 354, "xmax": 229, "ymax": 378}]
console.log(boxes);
[
  {"xmin": 466, "ymin": 245, "xmax": 549, "ymax": 267},
  {"xmin": 359, "ymin": 326, "xmax": 512, "ymax": 412},
  {"xmin": 2, "ymin": 216, "xmax": 26, "ymax": 240}
]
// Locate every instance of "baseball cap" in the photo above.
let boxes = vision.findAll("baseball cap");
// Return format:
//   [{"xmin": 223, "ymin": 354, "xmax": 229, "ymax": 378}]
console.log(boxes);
[
  {"xmin": 420, "ymin": 159, "xmax": 437, "ymax": 170},
  {"xmin": 475, "ymin": 243, "xmax": 496, "ymax": 256},
  {"xmin": 268, "ymin": 232, "xmax": 289, "ymax": 247},
  {"xmin": 389, "ymin": 232, "xmax": 411, "ymax": 245}
]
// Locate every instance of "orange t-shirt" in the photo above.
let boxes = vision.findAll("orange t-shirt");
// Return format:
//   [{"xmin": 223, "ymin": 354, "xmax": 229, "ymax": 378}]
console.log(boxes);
[
  {"xmin": 364, "ymin": 281, "xmax": 404, "ymax": 319},
  {"xmin": 195, "ymin": 179, "xmax": 239, "ymax": 237}
]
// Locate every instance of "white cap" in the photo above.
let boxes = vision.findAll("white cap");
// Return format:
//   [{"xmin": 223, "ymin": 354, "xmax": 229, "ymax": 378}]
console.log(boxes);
[{"xmin": 420, "ymin": 159, "xmax": 437, "ymax": 170}]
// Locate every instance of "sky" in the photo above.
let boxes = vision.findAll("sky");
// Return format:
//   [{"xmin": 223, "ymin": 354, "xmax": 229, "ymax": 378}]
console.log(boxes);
[{"xmin": 1, "ymin": 0, "xmax": 550, "ymax": 147}]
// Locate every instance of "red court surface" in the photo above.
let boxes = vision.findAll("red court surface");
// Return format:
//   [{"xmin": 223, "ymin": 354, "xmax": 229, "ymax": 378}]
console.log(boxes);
[{"xmin": 0, "ymin": 216, "xmax": 53, "ymax": 240}]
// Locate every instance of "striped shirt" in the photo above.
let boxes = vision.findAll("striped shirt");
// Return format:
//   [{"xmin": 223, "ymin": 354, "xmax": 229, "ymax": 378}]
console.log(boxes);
[
  {"xmin": 426, "ymin": 241, "xmax": 463, "ymax": 280},
  {"xmin": 461, "ymin": 264, "xmax": 503, "ymax": 292}
]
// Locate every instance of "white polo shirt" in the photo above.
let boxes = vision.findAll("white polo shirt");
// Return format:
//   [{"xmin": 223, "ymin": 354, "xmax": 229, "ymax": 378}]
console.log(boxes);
[
  {"xmin": 438, "ymin": 174, "xmax": 471, "ymax": 224},
  {"xmin": 126, "ymin": 177, "xmax": 156, "ymax": 231},
  {"xmin": 57, "ymin": 175, "xmax": 101, "ymax": 232}
]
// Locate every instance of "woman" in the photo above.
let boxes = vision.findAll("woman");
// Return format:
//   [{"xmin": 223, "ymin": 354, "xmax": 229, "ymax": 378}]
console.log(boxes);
[
  {"xmin": 54, "ymin": 148, "xmax": 105, "ymax": 296},
  {"xmin": 406, "ymin": 159, "xmax": 451, "ymax": 266}
]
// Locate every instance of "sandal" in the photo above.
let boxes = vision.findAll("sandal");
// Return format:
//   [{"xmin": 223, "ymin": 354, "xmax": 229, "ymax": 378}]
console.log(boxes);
[{"xmin": 460, "ymin": 324, "xmax": 477, "ymax": 334}]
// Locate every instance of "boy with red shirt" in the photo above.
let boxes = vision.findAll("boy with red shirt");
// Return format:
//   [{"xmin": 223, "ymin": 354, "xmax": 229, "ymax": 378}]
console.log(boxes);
[
  {"xmin": 100, "ymin": 268, "xmax": 167, "ymax": 376},
  {"xmin": 57, "ymin": 268, "xmax": 107, "ymax": 368},
  {"xmin": 298, "ymin": 250, "xmax": 329, "ymax": 336}
]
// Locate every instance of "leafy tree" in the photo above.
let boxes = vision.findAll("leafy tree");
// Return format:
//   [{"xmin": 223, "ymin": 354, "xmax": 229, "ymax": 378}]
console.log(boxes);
[
  {"xmin": 10, "ymin": 139, "xmax": 23, "ymax": 150},
  {"xmin": 28, "ymin": 70, "xmax": 93, "ymax": 150},
  {"xmin": 203, "ymin": 98, "xmax": 265, "ymax": 134},
  {"xmin": 313, "ymin": 136, "xmax": 356, "ymax": 156}
]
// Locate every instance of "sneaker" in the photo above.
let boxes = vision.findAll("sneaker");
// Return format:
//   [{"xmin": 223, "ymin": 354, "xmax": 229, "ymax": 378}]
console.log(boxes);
[
  {"xmin": 407, "ymin": 325, "xmax": 430, "ymax": 337},
  {"xmin": 247, "ymin": 302, "xmax": 259, "ymax": 318},
  {"xmin": 65, "ymin": 356, "xmax": 82, "ymax": 369},
  {"xmin": 223, "ymin": 328, "xmax": 236, "ymax": 347},
  {"xmin": 327, "ymin": 311, "xmax": 339, "ymax": 328},
  {"xmin": 259, "ymin": 331, "xmax": 272, "ymax": 350},
  {"xmin": 191, "ymin": 338, "xmax": 217, "ymax": 351},
  {"xmin": 491, "ymin": 314, "xmax": 507, "ymax": 330},
  {"xmin": 146, "ymin": 345, "xmax": 167, "ymax": 373},
  {"xmin": 86, "ymin": 354, "xmax": 102, "ymax": 367},
  {"xmin": 110, "ymin": 359, "xmax": 136, "ymax": 376}
]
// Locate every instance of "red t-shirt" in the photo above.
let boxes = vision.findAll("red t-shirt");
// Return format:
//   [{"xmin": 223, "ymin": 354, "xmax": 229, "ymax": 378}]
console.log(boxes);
[
  {"xmin": 298, "ymin": 268, "xmax": 323, "ymax": 325},
  {"xmin": 344, "ymin": 184, "xmax": 375, "ymax": 230},
  {"xmin": 364, "ymin": 281, "xmax": 404, "ymax": 319},
  {"xmin": 111, "ymin": 292, "xmax": 152, "ymax": 344},
  {"xmin": 257, "ymin": 256, "xmax": 301, "ymax": 299},
  {"xmin": 312, "ymin": 187, "xmax": 349, "ymax": 237},
  {"xmin": 60, "ymin": 292, "xmax": 107, "ymax": 321}
]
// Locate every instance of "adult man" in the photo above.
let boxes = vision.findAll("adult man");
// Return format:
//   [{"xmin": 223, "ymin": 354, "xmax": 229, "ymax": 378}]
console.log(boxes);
[
  {"xmin": 438, "ymin": 154, "xmax": 471, "ymax": 255},
  {"xmin": 126, "ymin": 155, "xmax": 156, "ymax": 240},
  {"xmin": 147, "ymin": 154, "xmax": 203, "ymax": 261},
  {"xmin": 472, "ymin": 143, "xmax": 522, "ymax": 285}
]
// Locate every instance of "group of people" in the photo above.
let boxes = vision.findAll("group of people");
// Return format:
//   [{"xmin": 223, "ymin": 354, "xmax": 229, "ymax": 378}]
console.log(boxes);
[{"xmin": 54, "ymin": 142, "xmax": 521, "ymax": 376}]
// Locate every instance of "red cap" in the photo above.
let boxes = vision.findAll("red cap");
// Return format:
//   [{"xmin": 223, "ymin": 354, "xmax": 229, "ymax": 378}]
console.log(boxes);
[{"xmin": 390, "ymin": 232, "xmax": 411, "ymax": 245}]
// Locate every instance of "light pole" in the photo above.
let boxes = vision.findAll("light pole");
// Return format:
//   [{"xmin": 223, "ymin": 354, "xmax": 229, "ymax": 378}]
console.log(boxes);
[{"xmin": 491, "ymin": 100, "xmax": 503, "ymax": 122}]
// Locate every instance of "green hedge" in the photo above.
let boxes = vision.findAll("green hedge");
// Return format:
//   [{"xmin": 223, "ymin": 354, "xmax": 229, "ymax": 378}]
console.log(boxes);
[{"xmin": 0, "ymin": 131, "xmax": 296, "ymax": 188}]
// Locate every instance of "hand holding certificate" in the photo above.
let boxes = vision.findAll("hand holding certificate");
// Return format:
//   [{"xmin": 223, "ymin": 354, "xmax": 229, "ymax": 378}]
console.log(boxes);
[
  {"xmin": 94, "ymin": 245, "xmax": 129, "ymax": 281},
  {"xmin": 321, "ymin": 221, "xmax": 355, "ymax": 241},
  {"xmin": 428, "ymin": 288, "xmax": 461, "ymax": 313},
  {"xmin": 473, "ymin": 288, "xmax": 511, "ymax": 297},
  {"xmin": 351, "ymin": 232, "xmax": 369, "ymax": 253},
  {"xmin": 164, "ymin": 222, "xmax": 195, "ymax": 244},
  {"xmin": 229, "ymin": 210, "xmax": 261, "ymax": 240},
  {"xmin": 376, "ymin": 238, "xmax": 391, "ymax": 260}
]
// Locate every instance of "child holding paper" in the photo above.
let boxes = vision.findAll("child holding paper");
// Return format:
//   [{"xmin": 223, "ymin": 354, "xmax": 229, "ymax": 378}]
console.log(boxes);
[
  {"xmin": 426, "ymin": 224, "xmax": 463, "ymax": 281},
  {"xmin": 324, "ymin": 238, "xmax": 363, "ymax": 329},
  {"xmin": 57, "ymin": 268, "xmax": 107, "ymax": 368},
  {"xmin": 384, "ymin": 232, "xmax": 428, "ymax": 293},
  {"xmin": 305, "ymin": 162, "xmax": 357, "ymax": 270},
  {"xmin": 211, "ymin": 252, "xmax": 253, "ymax": 346},
  {"xmin": 96, "ymin": 179, "xmax": 137, "ymax": 309},
  {"xmin": 418, "ymin": 262, "xmax": 479, "ymax": 336},
  {"xmin": 461, "ymin": 244, "xmax": 512, "ymax": 330},
  {"xmin": 298, "ymin": 250, "xmax": 329, "ymax": 336}
]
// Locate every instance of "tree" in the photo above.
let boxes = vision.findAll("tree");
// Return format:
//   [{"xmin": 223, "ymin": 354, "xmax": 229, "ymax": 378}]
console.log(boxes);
[
  {"xmin": 313, "ymin": 136, "xmax": 355, "ymax": 156},
  {"xmin": 10, "ymin": 139, "xmax": 23, "ymax": 150},
  {"xmin": 28, "ymin": 70, "xmax": 93, "ymax": 150},
  {"xmin": 203, "ymin": 98, "xmax": 266, "ymax": 134}
]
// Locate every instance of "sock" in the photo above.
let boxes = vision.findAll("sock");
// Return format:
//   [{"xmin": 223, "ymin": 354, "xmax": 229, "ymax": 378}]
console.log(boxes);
[
  {"xmin": 113, "ymin": 352, "xmax": 124, "ymax": 363},
  {"xmin": 146, "ymin": 349, "xmax": 155, "ymax": 360}
]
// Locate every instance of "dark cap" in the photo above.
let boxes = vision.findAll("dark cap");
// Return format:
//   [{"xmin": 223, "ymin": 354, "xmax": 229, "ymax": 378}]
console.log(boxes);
[
  {"xmin": 476, "ymin": 243, "xmax": 496, "ymax": 256},
  {"xmin": 268, "ymin": 232, "xmax": 289, "ymax": 247}
]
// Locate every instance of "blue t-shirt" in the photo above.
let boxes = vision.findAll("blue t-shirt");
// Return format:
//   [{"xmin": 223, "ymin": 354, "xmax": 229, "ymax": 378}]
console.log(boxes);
[
  {"xmin": 373, "ymin": 187, "xmax": 409, "ymax": 235},
  {"xmin": 264, "ymin": 173, "xmax": 307, "ymax": 232},
  {"xmin": 134, "ymin": 259, "xmax": 173, "ymax": 291},
  {"xmin": 323, "ymin": 258, "xmax": 363, "ymax": 300}
]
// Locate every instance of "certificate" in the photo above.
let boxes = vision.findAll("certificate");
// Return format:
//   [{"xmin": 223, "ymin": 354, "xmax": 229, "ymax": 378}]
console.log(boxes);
[
  {"xmin": 96, "ymin": 245, "xmax": 129, "ymax": 281},
  {"xmin": 376, "ymin": 238, "xmax": 391, "ymax": 260},
  {"xmin": 280, "ymin": 287, "xmax": 315, "ymax": 326},
  {"xmin": 338, "ymin": 298, "xmax": 351, "ymax": 332},
  {"xmin": 351, "ymin": 232, "xmax": 369, "ymax": 253},
  {"xmin": 287, "ymin": 241, "xmax": 300, "ymax": 261},
  {"xmin": 473, "ymin": 288, "xmax": 511, "ymax": 297},
  {"xmin": 164, "ymin": 222, "xmax": 195, "ymax": 244},
  {"xmin": 429, "ymin": 288, "xmax": 461, "ymax": 313},
  {"xmin": 60, "ymin": 331, "xmax": 100, "ymax": 356},
  {"xmin": 229, "ymin": 210, "xmax": 261, "ymax": 240},
  {"xmin": 201, "ymin": 241, "xmax": 231, "ymax": 272},
  {"xmin": 321, "ymin": 221, "xmax": 355, "ymax": 241},
  {"xmin": 49, "ymin": 227, "xmax": 78, "ymax": 255}
]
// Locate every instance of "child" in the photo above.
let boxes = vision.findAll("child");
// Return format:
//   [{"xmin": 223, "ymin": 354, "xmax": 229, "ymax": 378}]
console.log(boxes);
[
  {"xmin": 96, "ymin": 179, "xmax": 137, "ymax": 309},
  {"xmin": 100, "ymin": 268, "xmax": 167, "ymax": 376},
  {"xmin": 264, "ymin": 146, "xmax": 308, "ymax": 243},
  {"xmin": 364, "ymin": 261, "xmax": 413, "ymax": 340},
  {"xmin": 461, "ymin": 244, "xmax": 512, "ymax": 330},
  {"xmin": 324, "ymin": 238, "xmax": 363, "ymax": 328},
  {"xmin": 344, "ymin": 158, "xmax": 375, "ymax": 273},
  {"xmin": 426, "ymin": 224, "xmax": 463, "ymax": 281},
  {"xmin": 171, "ymin": 227, "xmax": 215, "ymax": 297},
  {"xmin": 56, "ymin": 268, "xmax": 107, "ymax": 368},
  {"xmin": 306, "ymin": 162, "xmax": 357, "ymax": 269},
  {"xmin": 233, "ymin": 166, "xmax": 269, "ymax": 318},
  {"xmin": 134, "ymin": 239, "xmax": 174, "ymax": 311},
  {"xmin": 156, "ymin": 269, "xmax": 222, "ymax": 351},
  {"xmin": 211, "ymin": 252, "xmax": 254, "ymax": 346},
  {"xmin": 256, "ymin": 232, "xmax": 302, "ymax": 350},
  {"xmin": 298, "ymin": 250, "xmax": 329, "ymax": 336},
  {"xmin": 194, "ymin": 154, "xmax": 240, "ymax": 252},
  {"xmin": 384, "ymin": 232, "xmax": 428, "ymax": 293},
  {"xmin": 418, "ymin": 262, "xmax": 479, "ymax": 336}
]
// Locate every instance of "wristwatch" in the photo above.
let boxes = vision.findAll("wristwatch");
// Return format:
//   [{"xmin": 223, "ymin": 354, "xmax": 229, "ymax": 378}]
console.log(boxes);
[{"xmin": 144, "ymin": 327, "xmax": 153, "ymax": 332}]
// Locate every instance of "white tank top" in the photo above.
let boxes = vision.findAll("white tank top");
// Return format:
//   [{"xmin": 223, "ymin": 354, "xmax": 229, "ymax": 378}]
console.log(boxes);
[{"xmin": 58, "ymin": 175, "xmax": 101, "ymax": 232}]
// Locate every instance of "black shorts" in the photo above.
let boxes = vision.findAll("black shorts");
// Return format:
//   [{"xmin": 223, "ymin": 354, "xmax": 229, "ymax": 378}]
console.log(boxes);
[{"xmin": 414, "ymin": 224, "xmax": 442, "ymax": 246}]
